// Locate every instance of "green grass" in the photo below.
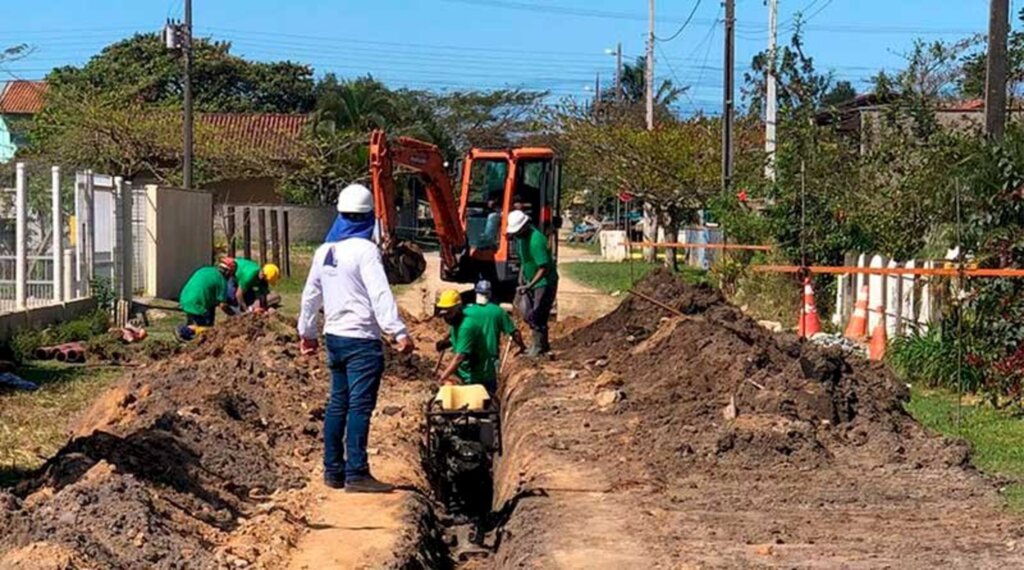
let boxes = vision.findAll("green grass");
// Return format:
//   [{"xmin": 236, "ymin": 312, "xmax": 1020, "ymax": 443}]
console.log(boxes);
[
  {"xmin": 907, "ymin": 386, "xmax": 1024, "ymax": 511},
  {"xmin": 0, "ymin": 362, "xmax": 122, "ymax": 485},
  {"xmin": 561, "ymin": 261, "xmax": 707, "ymax": 295}
]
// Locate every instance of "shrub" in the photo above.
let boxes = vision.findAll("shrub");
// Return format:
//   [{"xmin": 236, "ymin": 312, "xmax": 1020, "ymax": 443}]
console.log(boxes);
[{"xmin": 888, "ymin": 327, "xmax": 983, "ymax": 393}]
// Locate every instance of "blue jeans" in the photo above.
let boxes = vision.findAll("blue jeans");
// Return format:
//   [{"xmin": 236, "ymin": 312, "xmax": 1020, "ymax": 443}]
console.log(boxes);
[
  {"xmin": 225, "ymin": 279, "xmax": 257, "ymax": 309},
  {"xmin": 323, "ymin": 335, "xmax": 385, "ymax": 482}
]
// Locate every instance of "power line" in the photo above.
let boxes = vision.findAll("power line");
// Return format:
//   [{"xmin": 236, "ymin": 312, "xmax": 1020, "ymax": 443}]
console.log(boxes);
[{"xmin": 655, "ymin": 0, "xmax": 703, "ymax": 43}]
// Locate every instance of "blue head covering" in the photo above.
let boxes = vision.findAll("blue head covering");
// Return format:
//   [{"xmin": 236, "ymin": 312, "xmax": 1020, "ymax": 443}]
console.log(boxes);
[{"xmin": 324, "ymin": 214, "xmax": 374, "ymax": 242}]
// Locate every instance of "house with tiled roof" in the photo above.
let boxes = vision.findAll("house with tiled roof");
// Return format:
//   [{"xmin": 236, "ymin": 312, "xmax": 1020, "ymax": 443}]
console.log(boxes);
[{"xmin": 0, "ymin": 80, "xmax": 48, "ymax": 162}]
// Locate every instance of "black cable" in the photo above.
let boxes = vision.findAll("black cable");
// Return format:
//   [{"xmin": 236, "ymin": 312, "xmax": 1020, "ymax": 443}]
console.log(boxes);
[{"xmin": 655, "ymin": 0, "xmax": 704, "ymax": 43}]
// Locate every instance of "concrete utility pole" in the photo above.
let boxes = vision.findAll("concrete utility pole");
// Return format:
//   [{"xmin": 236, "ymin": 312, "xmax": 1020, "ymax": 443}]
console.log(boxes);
[
  {"xmin": 985, "ymin": 0, "xmax": 1010, "ymax": 140},
  {"xmin": 183, "ymin": 0, "xmax": 194, "ymax": 190},
  {"xmin": 765, "ymin": 0, "xmax": 778, "ymax": 181},
  {"xmin": 595, "ymin": 72, "xmax": 602, "ymax": 106},
  {"xmin": 722, "ymin": 0, "xmax": 736, "ymax": 193},
  {"xmin": 616, "ymin": 42, "xmax": 623, "ymax": 102},
  {"xmin": 646, "ymin": 0, "xmax": 655, "ymax": 130}
]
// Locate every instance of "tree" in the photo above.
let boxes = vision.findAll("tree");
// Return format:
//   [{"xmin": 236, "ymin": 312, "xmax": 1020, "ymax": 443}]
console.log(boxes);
[
  {"xmin": 48, "ymin": 33, "xmax": 315, "ymax": 113},
  {"xmin": 822, "ymin": 81, "xmax": 857, "ymax": 107},
  {"xmin": 557, "ymin": 104, "xmax": 759, "ymax": 270},
  {"xmin": 26, "ymin": 84, "xmax": 281, "ymax": 185}
]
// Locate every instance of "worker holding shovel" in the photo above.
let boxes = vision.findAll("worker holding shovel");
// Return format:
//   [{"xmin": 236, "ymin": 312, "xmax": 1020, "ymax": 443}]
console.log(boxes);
[
  {"xmin": 434, "ymin": 284, "xmax": 525, "ymax": 395},
  {"xmin": 506, "ymin": 210, "xmax": 558, "ymax": 356}
]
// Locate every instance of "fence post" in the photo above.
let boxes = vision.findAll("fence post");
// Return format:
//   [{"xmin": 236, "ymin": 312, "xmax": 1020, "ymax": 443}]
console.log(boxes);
[
  {"xmin": 15, "ymin": 162, "xmax": 26, "ymax": 310},
  {"xmin": 226, "ymin": 205, "xmax": 236, "ymax": 258},
  {"xmin": 282, "ymin": 209, "xmax": 291, "ymax": 277},
  {"xmin": 52, "ymin": 166, "xmax": 63, "ymax": 303},
  {"xmin": 115, "ymin": 176, "xmax": 133, "ymax": 301},
  {"xmin": 63, "ymin": 248, "xmax": 73, "ymax": 301},
  {"xmin": 242, "ymin": 207, "xmax": 252, "ymax": 259},
  {"xmin": 84, "ymin": 170, "xmax": 96, "ymax": 294},
  {"xmin": 258, "ymin": 208, "xmax": 267, "ymax": 265},
  {"xmin": 270, "ymin": 208, "xmax": 281, "ymax": 266}
]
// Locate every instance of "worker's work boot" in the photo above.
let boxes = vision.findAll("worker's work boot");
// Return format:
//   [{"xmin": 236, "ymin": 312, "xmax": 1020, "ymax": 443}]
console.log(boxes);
[
  {"xmin": 345, "ymin": 475, "xmax": 394, "ymax": 494},
  {"xmin": 540, "ymin": 330, "xmax": 551, "ymax": 354},
  {"xmin": 526, "ymin": 330, "xmax": 544, "ymax": 357}
]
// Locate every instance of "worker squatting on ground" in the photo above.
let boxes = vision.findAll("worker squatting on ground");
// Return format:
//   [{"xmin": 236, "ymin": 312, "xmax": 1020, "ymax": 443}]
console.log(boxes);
[
  {"xmin": 506, "ymin": 210, "xmax": 558, "ymax": 356},
  {"xmin": 434, "ymin": 281, "xmax": 526, "ymax": 394},
  {"xmin": 226, "ymin": 258, "xmax": 280, "ymax": 314},
  {"xmin": 297, "ymin": 183, "xmax": 416, "ymax": 494},
  {"xmin": 177, "ymin": 257, "xmax": 236, "ymax": 338}
]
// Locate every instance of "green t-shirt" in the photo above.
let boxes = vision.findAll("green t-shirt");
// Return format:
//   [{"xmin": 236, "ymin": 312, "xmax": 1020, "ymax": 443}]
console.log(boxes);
[
  {"xmin": 449, "ymin": 304, "xmax": 515, "ymax": 385},
  {"xmin": 516, "ymin": 225, "xmax": 558, "ymax": 289},
  {"xmin": 179, "ymin": 266, "xmax": 227, "ymax": 316},
  {"xmin": 235, "ymin": 258, "xmax": 268, "ymax": 295}
]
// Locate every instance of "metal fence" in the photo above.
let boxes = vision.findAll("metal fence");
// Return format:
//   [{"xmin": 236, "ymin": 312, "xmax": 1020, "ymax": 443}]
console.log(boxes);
[{"xmin": 0, "ymin": 163, "xmax": 137, "ymax": 315}]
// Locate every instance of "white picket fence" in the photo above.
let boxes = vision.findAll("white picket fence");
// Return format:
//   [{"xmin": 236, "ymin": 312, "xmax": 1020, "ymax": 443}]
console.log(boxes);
[{"xmin": 830, "ymin": 253, "xmax": 945, "ymax": 338}]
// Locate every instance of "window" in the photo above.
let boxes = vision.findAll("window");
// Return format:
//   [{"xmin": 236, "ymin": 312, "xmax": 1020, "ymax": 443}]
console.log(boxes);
[{"xmin": 465, "ymin": 159, "xmax": 508, "ymax": 250}]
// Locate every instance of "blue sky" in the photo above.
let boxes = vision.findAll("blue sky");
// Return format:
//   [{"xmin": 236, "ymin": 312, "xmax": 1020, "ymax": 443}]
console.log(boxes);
[{"xmin": 1, "ymin": 0, "xmax": 1020, "ymax": 114}]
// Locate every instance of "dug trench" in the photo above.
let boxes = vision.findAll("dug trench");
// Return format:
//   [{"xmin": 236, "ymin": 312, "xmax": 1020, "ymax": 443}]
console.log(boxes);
[{"xmin": 4, "ymin": 270, "xmax": 1024, "ymax": 569}]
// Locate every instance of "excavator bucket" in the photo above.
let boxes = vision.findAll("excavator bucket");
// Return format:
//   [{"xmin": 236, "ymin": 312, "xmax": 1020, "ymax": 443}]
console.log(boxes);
[{"xmin": 382, "ymin": 240, "xmax": 427, "ymax": 284}]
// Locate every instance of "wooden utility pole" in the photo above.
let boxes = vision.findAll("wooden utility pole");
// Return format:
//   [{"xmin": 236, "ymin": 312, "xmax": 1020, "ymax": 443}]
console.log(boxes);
[
  {"xmin": 723, "ymin": 0, "xmax": 736, "ymax": 193},
  {"xmin": 985, "ymin": 0, "xmax": 1010, "ymax": 140},
  {"xmin": 765, "ymin": 0, "xmax": 778, "ymax": 181},
  {"xmin": 646, "ymin": 0, "xmax": 655, "ymax": 130}
]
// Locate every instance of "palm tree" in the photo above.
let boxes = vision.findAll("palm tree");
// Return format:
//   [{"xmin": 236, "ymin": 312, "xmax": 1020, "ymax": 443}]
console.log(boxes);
[{"xmin": 614, "ymin": 56, "xmax": 688, "ymax": 109}]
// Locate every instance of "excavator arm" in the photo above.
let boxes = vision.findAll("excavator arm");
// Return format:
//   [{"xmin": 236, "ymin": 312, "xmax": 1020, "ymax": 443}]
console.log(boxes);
[{"xmin": 369, "ymin": 129, "xmax": 467, "ymax": 283}]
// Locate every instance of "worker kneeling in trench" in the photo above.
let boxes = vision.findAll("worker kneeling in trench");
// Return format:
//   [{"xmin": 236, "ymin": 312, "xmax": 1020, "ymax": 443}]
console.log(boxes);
[{"xmin": 429, "ymin": 282, "xmax": 524, "ymax": 540}]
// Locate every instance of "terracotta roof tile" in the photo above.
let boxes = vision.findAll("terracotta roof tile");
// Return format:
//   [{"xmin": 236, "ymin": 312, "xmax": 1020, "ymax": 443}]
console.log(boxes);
[
  {"xmin": 0, "ymin": 81, "xmax": 48, "ymax": 114},
  {"xmin": 199, "ymin": 113, "xmax": 310, "ymax": 159}
]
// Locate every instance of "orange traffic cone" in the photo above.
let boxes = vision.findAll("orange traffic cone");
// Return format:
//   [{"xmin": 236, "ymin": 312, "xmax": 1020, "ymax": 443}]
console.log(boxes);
[
  {"xmin": 798, "ymin": 278, "xmax": 822, "ymax": 338},
  {"xmin": 868, "ymin": 306, "xmax": 887, "ymax": 361},
  {"xmin": 844, "ymin": 284, "xmax": 869, "ymax": 341}
]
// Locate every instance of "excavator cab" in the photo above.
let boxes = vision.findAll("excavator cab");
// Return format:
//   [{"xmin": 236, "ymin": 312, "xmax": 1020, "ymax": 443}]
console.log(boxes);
[{"xmin": 456, "ymin": 149, "xmax": 560, "ymax": 298}]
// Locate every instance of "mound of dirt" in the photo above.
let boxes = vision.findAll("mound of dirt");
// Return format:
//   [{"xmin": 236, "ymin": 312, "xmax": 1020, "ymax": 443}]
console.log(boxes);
[
  {"xmin": 558, "ymin": 268, "xmax": 968, "ymax": 479},
  {"xmin": 0, "ymin": 312, "xmax": 434, "ymax": 569}
]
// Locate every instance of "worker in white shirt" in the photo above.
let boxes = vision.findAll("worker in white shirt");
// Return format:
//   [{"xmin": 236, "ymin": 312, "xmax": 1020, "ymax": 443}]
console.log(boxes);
[{"xmin": 298, "ymin": 183, "xmax": 416, "ymax": 494}]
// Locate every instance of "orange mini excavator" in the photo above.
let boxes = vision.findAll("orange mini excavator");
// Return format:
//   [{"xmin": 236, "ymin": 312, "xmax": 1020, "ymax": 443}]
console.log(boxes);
[{"xmin": 369, "ymin": 129, "xmax": 561, "ymax": 301}]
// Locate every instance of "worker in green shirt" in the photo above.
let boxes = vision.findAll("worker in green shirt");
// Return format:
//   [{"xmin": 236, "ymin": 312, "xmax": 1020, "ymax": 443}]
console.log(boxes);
[
  {"xmin": 434, "ymin": 288, "xmax": 523, "ymax": 395},
  {"xmin": 506, "ymin": 210, "xmax": 558, "ymax": 356},
  {"xmin": 227, "ymin": 258, "xmax": 281, "ymax": 313},
  {"xmin": 465, "ymin": 279, "xmax": 526, "ymax": 377},
  {"xmin": 178, "ymin": 258, "xmax": 236, "ymax": 336}
]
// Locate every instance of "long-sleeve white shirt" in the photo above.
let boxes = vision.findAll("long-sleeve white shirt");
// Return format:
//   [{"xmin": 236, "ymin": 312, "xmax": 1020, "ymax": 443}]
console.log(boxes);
[{"xmin": 297, "ymin": 238, "xmax": 409, "ymax": 342}]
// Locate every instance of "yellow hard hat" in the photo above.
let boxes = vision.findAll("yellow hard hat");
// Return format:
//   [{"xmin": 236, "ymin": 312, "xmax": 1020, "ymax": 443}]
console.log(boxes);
[
  {"xmin": 436, "ymin": 289, "xmax": 461, "ymax": 310},
  {"xmin": 262, "ymin": 263, "xmax": 281, "ymax": 285}
]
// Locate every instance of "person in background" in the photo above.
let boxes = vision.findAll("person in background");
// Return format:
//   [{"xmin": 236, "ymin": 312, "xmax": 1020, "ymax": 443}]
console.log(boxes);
[
  {"xmin": 506, "ymin": 210, "xmax": 558, "ymax": 356},
  {"xmin": 298, "ymin": 183, "xmax": 415, "ymax": 494},
  {"xmin": 479, "ymin": 199, "xmax": 502, "ymax": 250},
  {"xmin": 178, "ymin": 258, "xmax": 235, "ymax": 337},
  {"xmin": 226, "ymin": 258, "xmax": 280, "ymax": 313}
]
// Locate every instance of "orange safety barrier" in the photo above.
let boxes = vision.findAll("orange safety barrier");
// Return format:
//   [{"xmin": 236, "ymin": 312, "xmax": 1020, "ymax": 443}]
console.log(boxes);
[
  {"xmin": 751, "ymin": 265, "xmax": 1024, "ymax": 277},
  {"xmin": 634, "ymin": 242, "xmax": 773, "ymax": 251}
]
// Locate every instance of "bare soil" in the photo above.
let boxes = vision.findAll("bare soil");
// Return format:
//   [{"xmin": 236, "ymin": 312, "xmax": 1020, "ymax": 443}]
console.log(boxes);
[
  {"xmin": 0, "ymin": 312, "xmax": 443, "ymax": 570},
  {"xmin": 5, "ymin": 267, "xmax": 1024, "ymax": 569},
  {"xmin": 489, "ymin": 269, "xmax": 1024, "ymax": 568}
]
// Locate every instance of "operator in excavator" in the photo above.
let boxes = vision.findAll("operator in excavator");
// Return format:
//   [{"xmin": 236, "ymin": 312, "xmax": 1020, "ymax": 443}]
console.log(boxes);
[
  {"xmin": 507, "ymin": 210, "xmax": 558, "ymax": 356},
  {"xmin": 434, "ymin": 283, "xmax": 525, "ymax": 395}
]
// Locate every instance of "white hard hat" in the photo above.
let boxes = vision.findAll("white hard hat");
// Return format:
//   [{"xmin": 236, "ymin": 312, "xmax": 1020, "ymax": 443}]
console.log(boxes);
[
  {"xmin": 506, "ymin": 210, "xmax": 529, "ymax": 234},
  {"xmin": 337, "ymin": 184, "xmax": 374, "ymax": 214}
]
